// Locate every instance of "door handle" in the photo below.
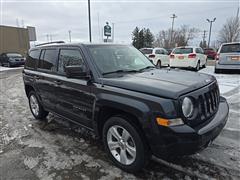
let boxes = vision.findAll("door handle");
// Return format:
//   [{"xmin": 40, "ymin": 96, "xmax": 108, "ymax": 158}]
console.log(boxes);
[{"xmin": 54, "ymin": 80, "xmax": 62, "ymax": 85}]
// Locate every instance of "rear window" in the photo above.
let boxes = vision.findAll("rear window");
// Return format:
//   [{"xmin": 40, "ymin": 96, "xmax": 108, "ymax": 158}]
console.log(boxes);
[
  {"xmin": 220, "ymin": 44, "xmax": 240, "ymax": 53},
  {"xmin": 25, "ymin": 50, "xmax": 40, "ymax": 69},
  {"xmin": 173, "ymin": 48, "xmax": 193, "ymax": 54},
  {"xmin": 140, "ymin": 49, "xmax": 153, "ymax": 54},
  {"xmin": 7, "ymin": 53, "xmax": 22, "ymax": 57}
]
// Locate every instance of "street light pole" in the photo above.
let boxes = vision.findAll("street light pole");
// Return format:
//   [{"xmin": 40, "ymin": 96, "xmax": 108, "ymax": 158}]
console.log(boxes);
[
  {"xmin": 88, "ymin": 0, "xmax": 92, "ymax": 42},
  {"xmin": 170, "ymin": 14, "xmax": 177, "ymax": 47},
  {"xmin": 207, "ymin": 18, "xmax": 216, "ymax": 48},
  {"xmin": 68, "ymin": 30, "xmax": 71, "ymax": 42}
]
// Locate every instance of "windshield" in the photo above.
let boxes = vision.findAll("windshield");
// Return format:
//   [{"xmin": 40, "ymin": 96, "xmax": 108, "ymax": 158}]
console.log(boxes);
[
  {"xmin": 7, "ymin": 53, "xmax": 22, "ymax": 57},
  {"xmin": 220, "ymin": 43, "xmax": 240, "ymax": 53},
  {"xmin": 88, "ymin": 45, "xmax": 154, "ymax": 75},
  {"xmin": 139, "ymin": 48, "xmax": 153, "ymax": 54},
  {"xmin": 173, "ymin": 48, "xmax": 193, "ymax": 54}
]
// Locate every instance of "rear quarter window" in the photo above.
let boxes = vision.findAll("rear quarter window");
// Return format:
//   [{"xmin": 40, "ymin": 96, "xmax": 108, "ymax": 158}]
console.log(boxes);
[
  {"xmin": 38, "ymin": 49, "xmax": 58, "ymax": 72},
  {"xmin": 25, "ymin": 49, "xmax": 40, "ymax": 69}
]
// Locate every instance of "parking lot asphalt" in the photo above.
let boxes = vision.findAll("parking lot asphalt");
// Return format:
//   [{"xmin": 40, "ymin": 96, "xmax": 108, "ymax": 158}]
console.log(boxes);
[{"xmin": 0, "ymin": 67, "xmax": 239, "ymax": 180}]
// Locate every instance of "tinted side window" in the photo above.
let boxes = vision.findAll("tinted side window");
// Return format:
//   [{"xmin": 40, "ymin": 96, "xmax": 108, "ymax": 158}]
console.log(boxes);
[
  {"xmin": 155, "ymin": 50, "xmax": 162, "ymax": 54},
  {"xmin": 58, "ymin": 49, "xmax": 84, "ymax": 73},
  {"xmin": 25, "ymin": 50, "xmax": 40, "ymax": 69},
  {"xmin": 38, "ymin": 49, "xmax": 58, "ymax": 71}
]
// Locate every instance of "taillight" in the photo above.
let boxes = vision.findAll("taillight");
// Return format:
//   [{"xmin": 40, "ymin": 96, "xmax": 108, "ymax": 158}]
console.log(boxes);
[
  {"xmin": 149, "ymin": 54, "xmax": 155, "ymax": 58},
  {"xmin": 215, "ymin": 54, "xmax": 219, "ymax": 60},
  {"xmin": 170, "ymin": 54, "xmax": 175, "ymax": 59},
  {"xmin": 188, "ymin": 53, "xmax": 196, "ymax": 58}
]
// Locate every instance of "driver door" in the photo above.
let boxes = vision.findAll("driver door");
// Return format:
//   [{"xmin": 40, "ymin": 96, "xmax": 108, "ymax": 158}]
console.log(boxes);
[{"xmin": 55, "ymin": 47, "xmax": 95, "ymax": 128}]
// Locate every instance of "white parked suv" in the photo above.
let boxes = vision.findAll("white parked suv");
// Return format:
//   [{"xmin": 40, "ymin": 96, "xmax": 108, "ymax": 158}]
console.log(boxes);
[
  {"xmin": 170, "ymin": 46, "xmax": 207, "ymax": 71},
  {"xmin": 140, "ymin": 48, "xmax": 170, "ymax": 67}
]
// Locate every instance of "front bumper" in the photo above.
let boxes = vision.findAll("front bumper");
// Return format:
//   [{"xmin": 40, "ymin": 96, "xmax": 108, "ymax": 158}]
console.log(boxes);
[
  {"xmin": 9, "ymin": 61, "xmax": 25, "ymax": 66},
  {"xmin": 150, "ymin": 96, "xmax": 229, "ymax": 158}
]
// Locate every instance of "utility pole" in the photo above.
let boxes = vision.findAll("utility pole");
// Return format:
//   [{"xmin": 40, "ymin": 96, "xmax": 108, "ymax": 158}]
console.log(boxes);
[
  {"xmin": 68, "ymin": 30, "xmax": 72, "ymax": 42},
  {"xmin": 97, "ymin": 13, "xmax": 101, "ymax": 42},
  {"xmin": 46, "ymin": 34, "xmax": 49, "ymax": 42},
  {"xmin": 170, "ymin": 14, "xmax": 177, "ymax": 47},
  {"xmin": 112, "ymin": 23, "xmax": 115, "ymax": 43},
  {"xmin": 88, "ymin": 0, "xmax": 92, "ymax": 42},
  {"xmin": 206, "ymin": 18, "xmax": 216, "ymax": 48},
  {"xmin": 202, "ymin": 30, "xmax": 207, "ymax": 48}
]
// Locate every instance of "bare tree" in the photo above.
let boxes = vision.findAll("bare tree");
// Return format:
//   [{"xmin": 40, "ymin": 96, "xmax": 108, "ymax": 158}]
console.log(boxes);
[
  {"xmin": 218, "ymin": 16, "xmax": 240, "ymax": 43},
  {"xmin": 154, "ymin": 25, "xmax": 199, "ymax": 48}
]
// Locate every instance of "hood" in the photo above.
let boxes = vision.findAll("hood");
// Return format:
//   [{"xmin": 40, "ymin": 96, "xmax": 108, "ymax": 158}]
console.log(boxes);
[{"xmin": 101, "ymin": 69, "xmax": 216, "ymax": 99}]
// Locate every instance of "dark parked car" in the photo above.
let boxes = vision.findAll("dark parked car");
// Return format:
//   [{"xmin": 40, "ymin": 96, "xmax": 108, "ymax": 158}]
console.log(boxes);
[
  {"xmin": 204, "ymin": 48, "xmax": 217, "ymax": 59},
  {"xmin": 23, "ymin": 42, "xmax": 229, "ymax": 172},
  {"xmin": 0, "ymin": 52, "xmax": 25, "ymax": 67},
  {"xmin": 215, "ymin": 42, "xmax": 240, "ymax": 73}
]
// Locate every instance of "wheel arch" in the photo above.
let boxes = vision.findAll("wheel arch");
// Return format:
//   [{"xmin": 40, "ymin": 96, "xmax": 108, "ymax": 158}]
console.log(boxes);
[{"xmin": 93, "ymin": 95, "xmax": 151, "ymax": 143}]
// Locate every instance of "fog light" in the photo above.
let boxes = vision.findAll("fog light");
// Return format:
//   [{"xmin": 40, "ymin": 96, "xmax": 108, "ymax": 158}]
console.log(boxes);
[{"xmin": 156, "ymin": 117, "xmax": 184, "ymax": 127}]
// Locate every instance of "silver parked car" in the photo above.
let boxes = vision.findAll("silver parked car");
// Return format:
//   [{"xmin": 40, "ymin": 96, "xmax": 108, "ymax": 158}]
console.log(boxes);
[{"xmin": 215, "ymin": 42, "xmax": 240, "ymax": 73}]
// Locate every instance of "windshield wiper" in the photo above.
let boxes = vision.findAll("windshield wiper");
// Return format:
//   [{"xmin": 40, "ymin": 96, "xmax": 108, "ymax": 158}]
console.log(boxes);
[
  {"xmin": 102, "ymin": 69, "xmax": 139, "ymax": 75},
  {"xmin": 138, "ymin": 66, "xmax": 155, "ymax": 72}
]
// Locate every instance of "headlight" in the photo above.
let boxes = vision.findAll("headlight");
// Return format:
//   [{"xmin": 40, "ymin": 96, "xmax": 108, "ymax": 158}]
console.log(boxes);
[{"xmin": 182, "ymin": 97, "xmax": 194, "ymax": 118}]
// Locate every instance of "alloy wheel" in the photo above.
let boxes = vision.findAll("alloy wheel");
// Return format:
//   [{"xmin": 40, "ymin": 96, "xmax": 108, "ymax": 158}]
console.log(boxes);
[
  {"xmin": 29, "ymin": 95, "xmax": 39, "ymax": 116},
  {"xmin": 107, "ymin": 125, "xmax": 136, "ymax": 165}
]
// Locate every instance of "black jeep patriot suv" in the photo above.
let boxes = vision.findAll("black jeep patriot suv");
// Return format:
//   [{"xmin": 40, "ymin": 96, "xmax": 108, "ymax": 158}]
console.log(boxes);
[{"xmin": 23, "ymin": 42, "xmax": 229, "ymax": 172}]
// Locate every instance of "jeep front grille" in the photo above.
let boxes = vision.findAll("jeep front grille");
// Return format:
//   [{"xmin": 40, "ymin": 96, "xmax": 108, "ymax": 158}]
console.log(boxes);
[{"xmin": 198, "ymin": 83, "xmax": 220, "ymax": 121}]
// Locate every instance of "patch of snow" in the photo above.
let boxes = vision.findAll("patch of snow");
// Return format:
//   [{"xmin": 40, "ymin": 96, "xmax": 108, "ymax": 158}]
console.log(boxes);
[{"xmin": 0, "ymin": 66, "xmax": 23, "ymax": 72}]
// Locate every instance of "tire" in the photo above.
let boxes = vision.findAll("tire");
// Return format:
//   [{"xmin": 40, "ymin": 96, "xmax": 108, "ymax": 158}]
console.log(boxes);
[
  {"xmin": 214, "ymin": 68, "xmax": 221, "ymax": 74},
  {"xmin": 28, "ymin": 91, "xmax": 49, "ymax": 120},
  {"xmin": 103, "ymin": 116, "xmax": 149, "ymax": 173},
  {"xmin": 202, "ymin": 58, "xmax": 207, "ymax": 68},
  {"xmin": 195, "ymin": 61, "xmax": 200, "ymax": 71},
  {"xmin": 156, "ymin": 60, "xmax": 161, "ymax": 68},
  {"xmin": 7, "ymin": 62, "xmax": 11, "ymax": 67}
]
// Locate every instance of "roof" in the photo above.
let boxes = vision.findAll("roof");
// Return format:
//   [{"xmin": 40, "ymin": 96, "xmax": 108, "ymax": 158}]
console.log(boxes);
[{"xmin": 32, "ymin": 42, "xmax": 131, "ymax": 49}]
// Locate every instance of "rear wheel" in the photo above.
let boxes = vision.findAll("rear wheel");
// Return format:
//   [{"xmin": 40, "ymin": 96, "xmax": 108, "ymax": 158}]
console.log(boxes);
[
  {"xmin": 28, "ymin": 91, "xmax": 49, "ymax": 120},
  {"xmin": 195, "ymin": 61, "xmax": 200, "ymax": 71},
  {"xmin": 103, "ymin": 116, "xmax": 149, "ymax": 172},
  {"xmin": 156, "ymin": 60, "xmax": 161, "ymax": 68},
  {"xmin": 214, "ymin": 68, "xmax": 221, "ymax": 74}
]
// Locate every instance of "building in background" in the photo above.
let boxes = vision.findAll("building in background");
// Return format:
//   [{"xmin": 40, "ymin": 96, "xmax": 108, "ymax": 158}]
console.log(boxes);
[{"xmin": 0, "ymin": 25, "xmax": 36, "ymax": 57}]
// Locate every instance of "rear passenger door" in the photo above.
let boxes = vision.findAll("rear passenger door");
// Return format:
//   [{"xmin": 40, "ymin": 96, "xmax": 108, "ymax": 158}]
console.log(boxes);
[
  {"xmin": 54, "ymin": 47, "xmax": 95, "ymax": 128},
  {"xmin": 35, "ymin": 48, "xmax": 59, "ymax": 111}
]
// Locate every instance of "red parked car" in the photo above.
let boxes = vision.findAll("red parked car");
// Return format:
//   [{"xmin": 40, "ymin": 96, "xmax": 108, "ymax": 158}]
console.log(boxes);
[{"xmin": 204, "ymin": 48, "xmax": 217, "ymax": 59}]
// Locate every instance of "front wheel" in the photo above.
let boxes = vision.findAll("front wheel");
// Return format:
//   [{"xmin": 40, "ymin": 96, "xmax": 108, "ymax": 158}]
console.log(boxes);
[
  {"xmin": 7, "ymin": 62, "xmax": 11, "ymax": 67},
  {"xmin": 103, "ymin": 116, "xmax": 149, "ymax": 173},
  {"xmin": 28, "ymin": 91, "xmax": 49, "ymax": 120}
]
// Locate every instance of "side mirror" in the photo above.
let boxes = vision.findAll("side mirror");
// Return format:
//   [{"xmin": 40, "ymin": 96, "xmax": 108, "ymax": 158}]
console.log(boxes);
[{"xmin": 65, "ymin": 65, "xmax": 90, "ymax": 79}]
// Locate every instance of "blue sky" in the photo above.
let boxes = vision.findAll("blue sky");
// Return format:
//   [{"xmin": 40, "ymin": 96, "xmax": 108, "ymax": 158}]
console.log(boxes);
[{"xmin": 1, "ymin": 0, "xmax": 239, "ymax": 46}]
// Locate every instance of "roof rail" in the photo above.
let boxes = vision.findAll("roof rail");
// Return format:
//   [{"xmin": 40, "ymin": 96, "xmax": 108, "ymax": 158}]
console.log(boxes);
[{"xmin": 35, "ymin": 41, "xmax": 65, "ymax": 47}]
